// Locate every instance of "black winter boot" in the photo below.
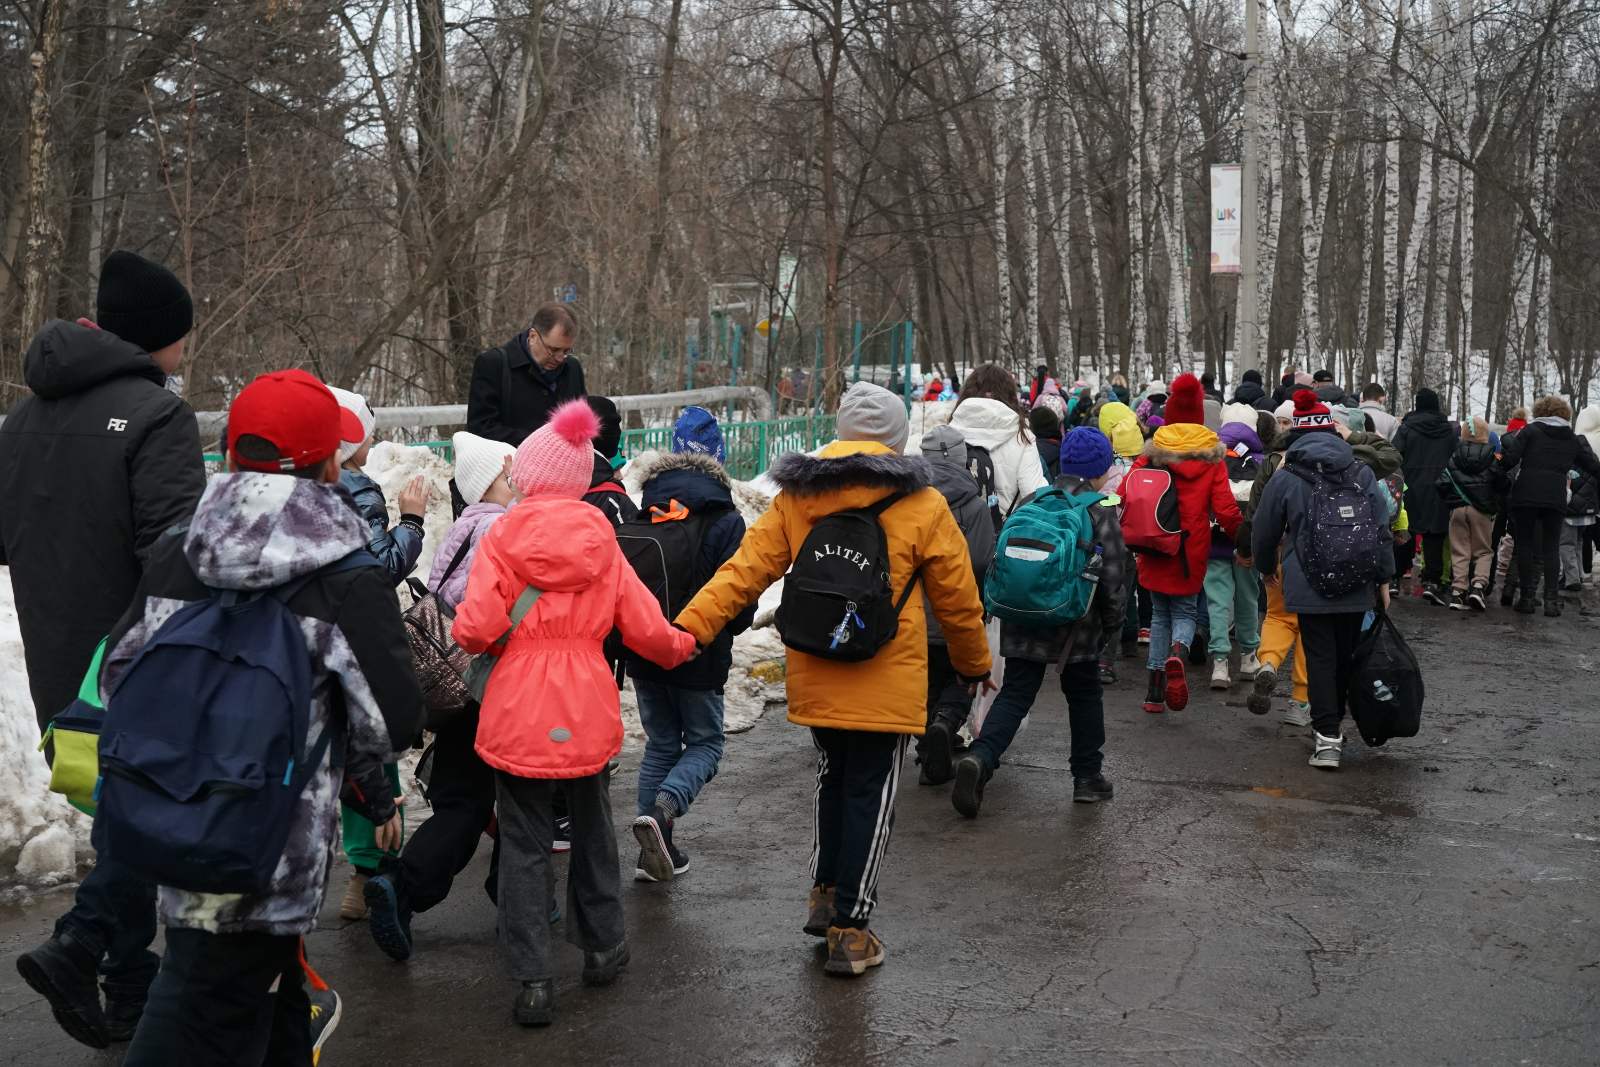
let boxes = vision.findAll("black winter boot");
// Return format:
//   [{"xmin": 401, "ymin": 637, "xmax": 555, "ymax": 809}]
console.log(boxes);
[
  {"xmin": 15, "ymin": 932, "xmax": 109, "ymax": 1049},
  {"xmin": 1142, "ymin": 669, "xmax": 1166, "ymax": 714}
]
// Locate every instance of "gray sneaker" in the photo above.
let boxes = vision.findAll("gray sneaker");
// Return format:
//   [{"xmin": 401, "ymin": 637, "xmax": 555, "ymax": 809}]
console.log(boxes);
[
  {"xmin": 1309, "ymin": 731, "xmax": 1343, "ymax": 769},
  {"xmin": 1282, "ymin": 700, "xmax": 1312, "ymax": 727}
]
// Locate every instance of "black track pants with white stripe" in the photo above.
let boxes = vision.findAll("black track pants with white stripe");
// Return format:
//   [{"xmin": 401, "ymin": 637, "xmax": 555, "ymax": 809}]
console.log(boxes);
[{"xmin": 809, "ymin": 728, "xmax": 910, "ymax": 929}]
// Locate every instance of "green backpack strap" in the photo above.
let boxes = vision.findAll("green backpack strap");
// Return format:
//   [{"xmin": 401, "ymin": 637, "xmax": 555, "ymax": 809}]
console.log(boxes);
[
  {"xmin": 509, "ymin": 586, "xmax": 543, "ymax": 627},
  {"xmin": 77, "ymin": 637, "xmax": 109, "ymax": 710}
]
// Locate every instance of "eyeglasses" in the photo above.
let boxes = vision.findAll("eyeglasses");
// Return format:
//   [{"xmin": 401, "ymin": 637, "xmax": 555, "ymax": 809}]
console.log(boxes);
[{"xmin": 533, "ymin": 330, "xmax": 573, "ymax": 357}]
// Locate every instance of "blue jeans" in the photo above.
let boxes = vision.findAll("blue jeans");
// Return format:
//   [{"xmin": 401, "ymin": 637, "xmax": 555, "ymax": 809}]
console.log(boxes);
[
  {"xmin": 55, "ymin": 856, "xmax": 160, "ymax": 1004},
  {"xmin": 969, "ymin": 658, "xmax": 1106, "ymax": 778},
  {"xmin": 1145, "ymin": 591, "xmax": 1200, "ymax": 669},
  {"xmin": 634, "ymin": 681, "xmax": 726, "ymax": 817}
]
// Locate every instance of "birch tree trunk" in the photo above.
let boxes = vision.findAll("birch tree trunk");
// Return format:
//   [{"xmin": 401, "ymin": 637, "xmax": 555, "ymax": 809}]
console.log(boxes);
[
  {"xmin": 1021, "ymin": 83, "xmax": 1041, "ymax": 370},
  {"xmin": 1126, "ymin": 6, "xmax": 1148, "ymax": 375},
  {"xmin": 1277, "ymin": 0, "xmax": 1323, "ymax": 364},
  {"xmin": 19, "ymin": 0, "xmax": 66, "ymax": 366},
  {"xmin": 1457, "ymin": 0, "xmax": 1480, "ymax": 413},
  {"xmin": 995, "ymin": 51, "xmax": 1013, "ymax": 366},
  {"xmin": 1400, "ymin": 106, "xmax": 1438, "ymax": 391},
  {"xmin": 1256, "ymin": 51, "xmax": 1281, "ymax": 378},
  {"xmin": 1072, "ymin": 110, "xmax": 1107, "ymax": 371},
  {"xmin": 1531, "ymin": 38, "xmax": 1564, "ymax": 399},
  {"xmin": 1044, "ymin": 105, "xmax": 1076, "ymax": 378},
  {"xmin": 1382, "ymin": 78, "xmax": 1403, "ymax": 396}
]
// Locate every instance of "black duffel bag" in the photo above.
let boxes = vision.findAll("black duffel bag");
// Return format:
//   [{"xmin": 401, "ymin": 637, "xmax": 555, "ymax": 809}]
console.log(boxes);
[{"xmin": 1346, "ymin": 610, "xmax": 1424, "ymax": 746}]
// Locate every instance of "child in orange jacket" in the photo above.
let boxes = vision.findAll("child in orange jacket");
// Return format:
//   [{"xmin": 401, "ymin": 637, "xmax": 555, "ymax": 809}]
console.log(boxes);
[
  {"xmin": 454, "ymin": 400, "xmax": 696, "ymax": 1029},
  {"xmin": 675, "ymin": 383, "xmax": 991, "ymax": 979}
]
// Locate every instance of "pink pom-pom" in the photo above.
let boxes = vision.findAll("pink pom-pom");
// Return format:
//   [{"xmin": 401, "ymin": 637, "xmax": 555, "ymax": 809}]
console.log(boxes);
[{"xmin": 547, "ymin": 399, "xmax": 600, "ymax": 447}]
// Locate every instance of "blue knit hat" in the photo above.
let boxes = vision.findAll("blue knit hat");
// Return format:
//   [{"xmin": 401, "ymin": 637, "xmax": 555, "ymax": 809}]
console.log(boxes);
[
  {"xmin": 672, "ymin": 406, "xmax": 726, "ymax": 463},
  {"xmin": 1059, "ymin": 426, "xmax": 1114, "ymax": 479}
]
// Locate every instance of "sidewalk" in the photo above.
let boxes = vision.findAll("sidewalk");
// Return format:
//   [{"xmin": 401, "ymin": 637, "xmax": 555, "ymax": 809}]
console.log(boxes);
[{"xmin": 1, "ymin": 599, "xmax": 1597, "ymax": 1065}]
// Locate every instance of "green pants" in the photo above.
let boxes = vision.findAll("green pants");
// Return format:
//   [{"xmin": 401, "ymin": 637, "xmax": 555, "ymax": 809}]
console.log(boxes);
[
  {"xmin": 1204, "ymin": 558, "xmax": 1261, "ymax": 658},
  {"xmin": 342, "ymin": 762, "xmax": 405, "ymax": 872}
]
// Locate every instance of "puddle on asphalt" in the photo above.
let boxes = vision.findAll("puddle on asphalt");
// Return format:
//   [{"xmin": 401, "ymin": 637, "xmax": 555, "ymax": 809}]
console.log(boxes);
[{"xmin": 1243, "ymin": 786, "xmax": 1417, "ymax": 818}]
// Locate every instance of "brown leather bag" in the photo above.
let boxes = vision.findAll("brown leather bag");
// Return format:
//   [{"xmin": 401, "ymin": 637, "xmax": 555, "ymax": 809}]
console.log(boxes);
[{"xmin": 402, "ymin": 537, "xmax": 476, "ymax": 728}]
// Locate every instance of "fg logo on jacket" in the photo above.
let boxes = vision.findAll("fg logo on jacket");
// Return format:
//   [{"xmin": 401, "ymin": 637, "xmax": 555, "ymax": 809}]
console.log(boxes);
[{"xmin": 107, "ymin": 418, "xmax": 128, "ymax": 432}]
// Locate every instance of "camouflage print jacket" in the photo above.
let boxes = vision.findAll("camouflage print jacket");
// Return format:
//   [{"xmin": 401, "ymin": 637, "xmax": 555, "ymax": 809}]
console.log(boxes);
[
  {"xmin": 100, "ymin": 472, "xmax": 423, "ymax": 936},
  {"xmin": 999, "ymin": 474, "xmax": 1129, "ymax": 666}
]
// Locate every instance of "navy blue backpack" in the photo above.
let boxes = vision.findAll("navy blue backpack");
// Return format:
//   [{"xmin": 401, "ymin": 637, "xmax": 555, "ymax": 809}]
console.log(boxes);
[{"xmin": 92, "ymin": 551, "xmax": 377, "ymax": 895}]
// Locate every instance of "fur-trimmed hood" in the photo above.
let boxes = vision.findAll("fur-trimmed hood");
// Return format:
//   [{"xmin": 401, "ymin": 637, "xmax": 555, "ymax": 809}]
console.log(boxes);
[
  {"xmin": 1140, "ymin": 437, "xmax": 1227, "ymax": 468},
  {"xmin": 629, "ymin": 448, "xmax": 732, "ymax": 491},
  {"xmin": 630, "ymin": 448, "xmax": 736, "ymax": 517},
  {"xmin": 768, "ymin": 441, "xmax": 930, "ymax": 497}
]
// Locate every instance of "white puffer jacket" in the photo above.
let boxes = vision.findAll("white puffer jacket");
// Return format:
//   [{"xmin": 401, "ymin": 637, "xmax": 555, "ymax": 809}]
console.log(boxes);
[
  {"xmin": 1575, "ymin": 406, "xmax": 1600, "ymax": 459},
  {"xmin": 948, "ymin": 396, "xmax": 1049, "ymax": 518}
]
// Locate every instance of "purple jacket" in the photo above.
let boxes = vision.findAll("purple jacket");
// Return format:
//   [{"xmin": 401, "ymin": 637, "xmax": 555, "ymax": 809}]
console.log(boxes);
[
  {"xmin": 1211, "ymin": 423, "xmax": 1264, "ymax": 558},
  {"xmin": 428, "ymin": 502, "xmax": 507, "ymax": 611}
]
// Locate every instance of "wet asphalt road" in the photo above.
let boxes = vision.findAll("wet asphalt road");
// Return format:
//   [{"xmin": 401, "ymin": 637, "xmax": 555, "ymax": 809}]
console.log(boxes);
[{"xmin": 1, "ymin": 597, "xmax": 1597, "ymax": 1065}]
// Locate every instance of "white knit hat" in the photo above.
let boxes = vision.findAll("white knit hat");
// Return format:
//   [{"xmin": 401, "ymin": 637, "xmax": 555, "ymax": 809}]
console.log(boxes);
[
  {"xmin": 452, "ymin": 431, "xmax": 517, "ymax": 506},
  {"xmin": 329, "ymin": 386, "xmax": 375, "ymax": 464}
]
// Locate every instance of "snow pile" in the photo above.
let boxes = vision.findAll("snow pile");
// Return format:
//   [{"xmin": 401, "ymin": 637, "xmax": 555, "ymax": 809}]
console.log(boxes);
[
  {"xmin": 363, "ymin": 441, "xmax": 459, "ymax": 581},
  {"xmin": 0, "ymin": 568, "xmax": 92, "ymax": 889}
]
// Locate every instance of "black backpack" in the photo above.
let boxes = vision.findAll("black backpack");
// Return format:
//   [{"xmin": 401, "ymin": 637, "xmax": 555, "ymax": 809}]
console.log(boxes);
[
  {"xmin": 616, "ymin": 504, "xmax": 720, "ymax": 620},
  {"xmin": 777, "ymin": 492, "xmax": 919, "ymax": 662},
  {"xmin": 965, "ymin": 444, "xmax": 1004, "ymax": 533}
]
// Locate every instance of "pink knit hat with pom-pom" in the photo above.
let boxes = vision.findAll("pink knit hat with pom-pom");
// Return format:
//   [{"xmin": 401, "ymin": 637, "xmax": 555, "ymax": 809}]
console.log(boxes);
[{"xmin": 510, "ymin": 400, "xmax": 600, "ymax": 499}]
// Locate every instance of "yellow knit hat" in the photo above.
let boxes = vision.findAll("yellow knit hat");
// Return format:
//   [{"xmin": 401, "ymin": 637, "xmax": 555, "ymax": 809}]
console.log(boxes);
[{"xmin": 1098, "ymin": 402, "xmax": 1144, "ymax": 457}]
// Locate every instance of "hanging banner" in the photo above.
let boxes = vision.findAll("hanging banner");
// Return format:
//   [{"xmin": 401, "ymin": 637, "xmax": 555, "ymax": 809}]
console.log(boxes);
[{"xmin": 1210, "ymin": 164, "xmax": 1242, "ymax": 274}]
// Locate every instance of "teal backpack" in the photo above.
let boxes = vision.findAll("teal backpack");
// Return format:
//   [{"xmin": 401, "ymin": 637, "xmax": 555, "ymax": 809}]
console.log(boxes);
[{"xmin": 983, "ymin": 487, "xmax": 1105, "ymax": 626}]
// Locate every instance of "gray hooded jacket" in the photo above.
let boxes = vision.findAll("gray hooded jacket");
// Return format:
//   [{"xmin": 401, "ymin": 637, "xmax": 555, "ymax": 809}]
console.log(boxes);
[{"xmin": 921, "ymin": 425, "xmax": 996, "ymax": 643}]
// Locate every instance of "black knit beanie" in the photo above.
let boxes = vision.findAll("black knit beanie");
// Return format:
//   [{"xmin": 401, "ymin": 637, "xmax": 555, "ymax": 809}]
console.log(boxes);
[
  {"xmin": 96, "ymin": 251, "xmax": 193, "ymax": 355},
  {"xmin": 585, "ymin": 395, "xmax": 624, "ymax": 460},
  {"xmin": 1028, "ymin": 405, "xmax": 1062, "ymax": 439},
  {"xmin": 1415, "ymin": 388, "xmax": 1440, "ymax": 414}
]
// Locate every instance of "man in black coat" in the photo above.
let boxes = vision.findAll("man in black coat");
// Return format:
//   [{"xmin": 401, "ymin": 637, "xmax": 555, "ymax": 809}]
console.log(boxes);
[
  {"xmin": 2, "ymin": 250, "xmax": 205, "ymax": 1048},
  {"xmin": 466, "ymin": 303, "xmax": 587, "ymax": 445},
  {"xmin": 1395, "ymin": 387, "xmax": 1458, "ymax": 604}
]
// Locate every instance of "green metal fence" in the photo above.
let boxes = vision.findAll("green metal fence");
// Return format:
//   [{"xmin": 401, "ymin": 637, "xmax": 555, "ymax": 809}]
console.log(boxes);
[{"xmin": 205, "ymin": 415, "xmax": 838, "ymax": 480}]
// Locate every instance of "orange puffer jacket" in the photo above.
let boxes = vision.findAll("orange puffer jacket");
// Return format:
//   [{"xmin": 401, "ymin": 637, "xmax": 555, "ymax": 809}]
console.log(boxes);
[
  {"xmin": 453, "ymin": 497, "xmax": 696, "ymax": 778},
  {"xmin": 676, "ymin": 441, "xmax": 991, "ymax": 735}
]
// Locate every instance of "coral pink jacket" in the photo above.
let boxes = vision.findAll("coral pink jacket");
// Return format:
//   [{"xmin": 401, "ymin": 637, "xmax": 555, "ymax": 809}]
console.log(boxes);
[{"xmin": 454, "ymin": 497, "xmax": 695, "ymax": 778}]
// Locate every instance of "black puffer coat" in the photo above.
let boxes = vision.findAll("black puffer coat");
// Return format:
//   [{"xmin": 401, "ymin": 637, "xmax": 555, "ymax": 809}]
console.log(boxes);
[
  {"xmin": 1395, "ymin": 409, "xmax": 1457, "ymax": 534},
  {"xmin": 1502, "ymin": 418, "xmax": 1600, "ymax": 511},
  {"xmin": 1439, "ymin": 440, "xmax": 1502, "ymax": 515},
  {"xmin": 0, "ymin": 320, "xmax": 205, "ymax": 726}
]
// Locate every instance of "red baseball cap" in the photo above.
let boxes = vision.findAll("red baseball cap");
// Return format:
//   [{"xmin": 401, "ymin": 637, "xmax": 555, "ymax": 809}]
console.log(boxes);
[{"xmin": 227, "ymin": 370, "xmax": 364, "ymax": 472}]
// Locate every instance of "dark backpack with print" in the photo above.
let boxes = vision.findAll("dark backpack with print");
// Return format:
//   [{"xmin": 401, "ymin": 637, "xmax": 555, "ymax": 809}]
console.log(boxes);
[
  {"xmin": 1286, "ymin": 459, "xmax": 1387, "ymax": 597},
  {"xmin": 776, "ymin": 492, "xmax": 920, "ymax": 662}
]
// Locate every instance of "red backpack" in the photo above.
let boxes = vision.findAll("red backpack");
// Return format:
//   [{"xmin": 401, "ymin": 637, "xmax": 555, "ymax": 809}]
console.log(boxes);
[{"xmin": 1121, "ymin": 467, "xmax": 1186, "ymax": 558}]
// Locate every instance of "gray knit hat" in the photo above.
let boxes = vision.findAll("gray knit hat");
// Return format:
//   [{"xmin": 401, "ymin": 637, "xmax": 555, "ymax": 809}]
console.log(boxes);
[{"xmin": 837, "ymin": 381, "xmax": 909, "ymax": 453}]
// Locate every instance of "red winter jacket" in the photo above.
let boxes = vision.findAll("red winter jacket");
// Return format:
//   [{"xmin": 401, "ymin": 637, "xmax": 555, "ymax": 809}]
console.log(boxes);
[
  {"xmin": 1130, "ymin": 424, "xmax": 1243, "ymax": 595},
  {"xmin": 453, "ymin": 497, "xmax": 696, "ymax": 778}
]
